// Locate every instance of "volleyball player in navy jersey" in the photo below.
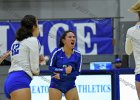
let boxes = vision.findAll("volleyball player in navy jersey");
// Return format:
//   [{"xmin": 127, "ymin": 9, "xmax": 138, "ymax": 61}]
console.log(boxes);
[
  {"xmin": 4, "ymin": 15, "xmax": 41, "ymax": 100},
  {"xmin": 48, "ymin": 31, "xmax": 82, "ymax": 100}
]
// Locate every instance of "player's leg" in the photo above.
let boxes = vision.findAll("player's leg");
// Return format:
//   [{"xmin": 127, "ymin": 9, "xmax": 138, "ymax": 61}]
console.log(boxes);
[
  {"xmin": 65, "ymin": 87, "xmax": 79, "ymax": 100},
  {"xmin": 10, "ymin": 88, "xmax": 31, "ymax": 100},
  {"xmin": 135, "ymin": 74, "xmax": 140, "ymax": 99},
  {"xmin": 136, "ymin": 81, "xmax": 140, "ymax": 99},
  {"xmin": 4, "ymin": 71, "xmax": 32, "ymax": 100},
  {"xmin": 49, "ymin": 88, "xmax": 62, "ymax": 100}
]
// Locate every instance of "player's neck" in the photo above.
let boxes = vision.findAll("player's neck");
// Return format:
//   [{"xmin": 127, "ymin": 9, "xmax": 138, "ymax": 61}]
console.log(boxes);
[{"xmin": 63, "ymin": 46, "xmax": 73, "ymax": 57}]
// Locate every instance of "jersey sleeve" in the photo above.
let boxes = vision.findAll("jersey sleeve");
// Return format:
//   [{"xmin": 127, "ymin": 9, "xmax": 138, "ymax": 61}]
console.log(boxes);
[
  {"xmin": 27, "ymin": 37, "xmax": 40, "ymax": 75},
  {"xmin": 60, "ymin": 52, "xmax": 82, "ymax": 79},
  {"xmin": 125, "ymin": 30, "xmax": 133, "ymax": 55},
  {"xmin": 49, "ymin": 48, "xmax": 65, "ymax": 73}
]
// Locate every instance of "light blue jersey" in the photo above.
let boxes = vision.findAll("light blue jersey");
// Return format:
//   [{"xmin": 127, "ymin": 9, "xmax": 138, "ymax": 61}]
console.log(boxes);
[
  {"xmin": 126, "ymin": 24, "xmax": 140, "ymax": 74},
  {"xmin": 4, "ymin": 37, "xmax": 40, "ymax": 99}
]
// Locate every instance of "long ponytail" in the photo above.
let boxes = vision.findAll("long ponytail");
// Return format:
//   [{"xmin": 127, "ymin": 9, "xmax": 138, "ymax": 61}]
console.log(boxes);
[{"xmin": 16, "ymin": 15, "xmax": 37, "ymax": 41}]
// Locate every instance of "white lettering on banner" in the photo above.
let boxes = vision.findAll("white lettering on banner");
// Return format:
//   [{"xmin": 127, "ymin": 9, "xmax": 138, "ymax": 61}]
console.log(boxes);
[
  {"xmin": 0, "ymin": 26, "xmax": 9, "ymax": 55},
  {"xmin": 48, "ymin": 23, "xmax": 68, "ymax": 52},
  {"xmin": 74, "ymin": 23, "xmax": 97, "ymax": 54},
  {"xmin": 39, "ymin": 24, "xmax": 44, "ymax": 55}
]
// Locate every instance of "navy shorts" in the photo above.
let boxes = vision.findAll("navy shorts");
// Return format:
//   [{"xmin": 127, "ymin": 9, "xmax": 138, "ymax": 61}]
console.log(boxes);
[
  {"xmin": 49, "ymin": 81, "xmax": 76, "ymax": 93},
  {"xmin": 135, "ymin": 74, "xmax": 140, "ymax": 82},
  {"xmin": 4, "ymin": 71, "xmax": 32, "ymax": 99}
]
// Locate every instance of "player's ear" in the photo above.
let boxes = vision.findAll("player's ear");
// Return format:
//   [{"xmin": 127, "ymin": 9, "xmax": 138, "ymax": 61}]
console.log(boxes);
[
  {"xmin": 62, "ymin": 39, "xmax": 65, "ymax": 44},
  {"xmin": 33, "ymin": 25, "xmax": 36, "ymax": 30}
]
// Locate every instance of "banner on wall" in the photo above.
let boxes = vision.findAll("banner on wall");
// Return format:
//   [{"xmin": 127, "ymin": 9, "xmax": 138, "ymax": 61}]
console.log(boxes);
[
  {"xmin": 30, "ymin": 75, "xmax": 112, "ymax": 100},
  {"xmin": 0, "ymin": 18, "xmax": 113, "ymax": 55}
]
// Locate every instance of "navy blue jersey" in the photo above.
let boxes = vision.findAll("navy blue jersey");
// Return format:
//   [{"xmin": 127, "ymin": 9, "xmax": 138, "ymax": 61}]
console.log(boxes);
[{"xmin": 49, "ymin": 47, "xmax": 82, "ymax": 82}]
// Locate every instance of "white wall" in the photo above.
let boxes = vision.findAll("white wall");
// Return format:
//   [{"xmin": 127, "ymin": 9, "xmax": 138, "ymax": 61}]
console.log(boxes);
[
  {"xmin": 0, "ymin": 0, "xmax": 119, "ymax": 20},
  {"xmin": 120, "ymin": 0, "xmax": 139, "ymax": 21}
]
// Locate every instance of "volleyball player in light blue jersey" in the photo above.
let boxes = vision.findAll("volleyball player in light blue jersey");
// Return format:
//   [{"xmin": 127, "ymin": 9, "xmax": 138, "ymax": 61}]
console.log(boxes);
[
  {"xmin": 4, "ymin": 15, "xmax": 41, "ymax": 100},
  {"xmin": 49, "ymin": 31, "xmax": 82, "ymax": 100},
  {"xmin": 126, "ymin": 1, "xmax": 140, "ymax": 99}
]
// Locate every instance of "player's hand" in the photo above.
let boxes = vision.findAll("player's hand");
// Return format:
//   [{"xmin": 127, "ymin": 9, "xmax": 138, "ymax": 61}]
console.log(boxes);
[
  {"xmin": 52, "ymin": 72, "xmax": 60, "ymax": 79},
  {"xmin": 39, "ymin": 55, "xmax": 45, "ymax": 64},
  {"xmin": 0, "ymin": 51, "xmax": 10, "ymax": 64},
  {"xmin": 65, "ymin": 65, "xmax": 72, "ymax": 74}
]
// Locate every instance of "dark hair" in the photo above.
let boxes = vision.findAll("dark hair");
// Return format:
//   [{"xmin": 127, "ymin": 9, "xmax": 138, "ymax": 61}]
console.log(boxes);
[
  {"xmin": 59, "ymin": 30, "xmax": 75, "ymax": 48},
  {"xmin": 16, "ymin": 15, "xmax": 37, "ymax": 41}
]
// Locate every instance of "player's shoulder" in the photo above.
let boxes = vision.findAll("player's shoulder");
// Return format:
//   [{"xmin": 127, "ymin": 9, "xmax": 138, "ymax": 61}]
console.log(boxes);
[
  {"xmin": 12, "ymin": 40, "xmax": 19, "ymax": 44},
  {"xmin": 128, "ymin": 25, "xmax": 140, "ymax": 32},
  {"xmin": 126, "ymin": 26, "xmax": 136, "ymax": 36},
  {"xmin": 51, "ymin": 47, "xmax": 62, "ymax": 55},
  {"xmin": 127, "ymin": 26, "xmax": 135, "ymax": 32},
  {"xmin": 23, "ymin": 37, "xmax": 38, "ymax": 44},
  {"xmin": 127, "ymin": 25, "xmax": 140, "ymax": 37},
  {"xmin": 26, "ymin": 37, "xmax": 38, "ymax": 42},
  {"xmin": 73, "ymin": 49, "xmax": 81, "ymax": 56},
  {"xmin": 53, "ymin": 47, "xmax": 62, "ymax": 52},
  {"xmin": 22, "ymin": 37, "xmax": 39, "ymax": 48}
]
